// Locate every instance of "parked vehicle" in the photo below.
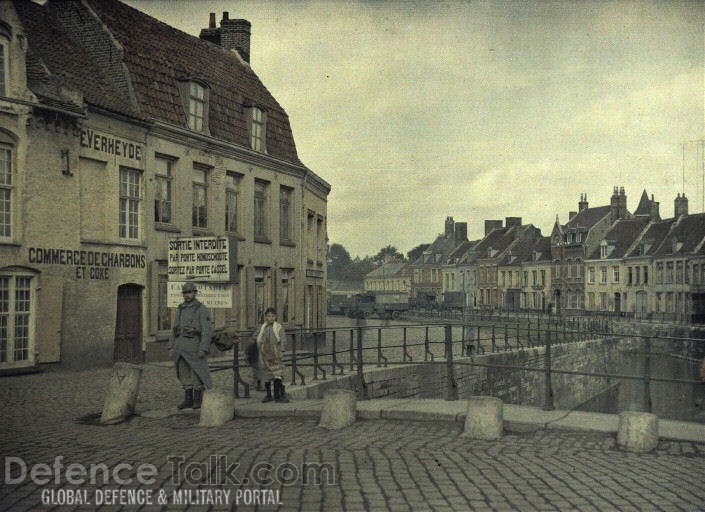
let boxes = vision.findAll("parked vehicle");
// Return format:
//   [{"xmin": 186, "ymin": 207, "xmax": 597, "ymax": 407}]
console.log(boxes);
[
  {"xmin": 344, "ymin": 291, "xmax": 410, "ymax": 319},
  {"xmin": 440, "ymin": 291, "xmax": 466, "ymax": 312}
]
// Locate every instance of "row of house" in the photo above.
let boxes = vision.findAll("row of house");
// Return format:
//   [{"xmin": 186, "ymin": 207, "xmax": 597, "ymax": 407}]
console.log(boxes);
[
  {"xmin": 367, "ymin": 188, "xmax": 705, "ymax": 322},
  {"xmin": 0, "ymin": 1, "xmax": 329, "ymax": 370}
]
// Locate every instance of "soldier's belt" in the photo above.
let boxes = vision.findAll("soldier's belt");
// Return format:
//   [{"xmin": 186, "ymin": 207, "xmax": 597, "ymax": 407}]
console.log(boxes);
[{"xmin": 174, "ymin": 327, "xmax": 201, "ymax": 338}]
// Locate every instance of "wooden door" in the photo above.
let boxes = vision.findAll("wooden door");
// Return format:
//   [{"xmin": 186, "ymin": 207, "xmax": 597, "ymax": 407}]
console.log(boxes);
[{"xmin": 113, "ymin": 284, "xmax": 143, "ymax": 363}]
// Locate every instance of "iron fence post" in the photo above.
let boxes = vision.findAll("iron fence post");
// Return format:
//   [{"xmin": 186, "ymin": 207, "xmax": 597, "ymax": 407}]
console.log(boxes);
[
  {"xmin": 356, "ymin": 326, "xmax": 368, "ymax": 400},
  {"xmin": 643, "ymin": 336, "xmax": 652, "ymax": 413},
  {"xmin": 543, "ymin": 326, "xmax": 554, "ymax": 410},
  {"xmin": 445, "ymin": 324, "xmax": 457, "ymax": 400}
]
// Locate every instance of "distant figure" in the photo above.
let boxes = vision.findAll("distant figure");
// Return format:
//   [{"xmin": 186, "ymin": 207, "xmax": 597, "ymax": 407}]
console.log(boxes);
[
  {"xmin": 256, "ymin": 307, "xmax": 289, "ymax": 403},
  {"xmin": 169, "ymin": 282, "xmax": 213, "ymax": 410}
]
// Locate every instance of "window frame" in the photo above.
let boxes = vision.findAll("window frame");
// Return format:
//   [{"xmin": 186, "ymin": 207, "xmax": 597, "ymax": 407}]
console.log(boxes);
[
  {"xmin": 0, "ymin": 35, "xmax": 9, "ymax": 98},
  {"xmin": 191, "ymin": 166, "xmax": 209, "ymax": 230},
  {"xmin": 248, "ymin": 106, "xmax": 267, "ymax": 153},
  {"xmin": 154, "ymin": 155, "xmax": 174, "ymax": 225},
  {"xmin": 119, "ymin": 167, "xmax": 142, "ymax": 240},
  {"xmin": 279, "ymin": 185, "xmax": 293, "ymax": 244},
  {"xmin": 254, "ymin": 179, "xmax": 270, "ymax": 242},
  {"xmin": 0, "ymin": 272, "xmax": 36, "ymax": 367},
  {"xmin": 225, "ymin": 172, "xmax": 242, "ymax": 235},
  {"xmin": 0, "ymin": 144, "xmax": 12, "ymax": 240}
]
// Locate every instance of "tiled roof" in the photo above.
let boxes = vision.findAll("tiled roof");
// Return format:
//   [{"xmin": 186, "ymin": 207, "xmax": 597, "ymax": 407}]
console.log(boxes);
[
  {"xmin": 19, "ymin": 0, "xmax": 305, "ymax": 167},
  {"xmin": 517, "ymin": 236, "xmax": 552, "ymax": 264},
  {"xmin": 565, "ymin": 205, "xmax": 611, "ymax": 229},
  {"xmin": 587, "ymin": 218, "xmax": 650, "ymax": 260},
  {"xmin": 413, "ymin": 233, "xmax": 462, "ymax": 266},
  {"xmin": 447, "ymin": 240, "xmax": 478, "ymax": 263},
  {"xmin": 634, "ymin": 190, "xmax": 652, "ymax": 216},
  {"xmin": 15, "ymin": 1, "xmax": 131, "ymax": 115},
  {"xmin": 365, "ymin": 262, "xmax": 408, "ymax": 279},
  {"xmin": 624, "ymin": 218, "xmax": 676, "ymax": 258},
  {"xmin": 652, "ymin": 213, "xmax": 705, "ymax": 257},
  {"xmin": 498, "ymin": 235, "xmax": 538, "ymax": 266}
]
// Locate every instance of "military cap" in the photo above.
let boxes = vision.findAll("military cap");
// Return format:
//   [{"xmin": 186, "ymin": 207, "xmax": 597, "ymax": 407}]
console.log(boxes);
[{"xmin": 181, "ymin": 282, "xmax": 197, "ymax": 292}]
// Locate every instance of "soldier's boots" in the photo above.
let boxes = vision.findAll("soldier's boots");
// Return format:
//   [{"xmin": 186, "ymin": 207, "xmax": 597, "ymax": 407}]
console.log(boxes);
[
  {"xmin": 192, "ymin": 389, "xmax": 203, "ymax": 409},
  {"xmin": 274, "ymin": 379, "xmax": 289, "ymax": 403},
  {"xmin": 262, "ymin": 381, "xmax": 274, "ymax": 403},
  {"xmin": 177, "ymin": 388, "xmax": 194, "ymax": 410}
]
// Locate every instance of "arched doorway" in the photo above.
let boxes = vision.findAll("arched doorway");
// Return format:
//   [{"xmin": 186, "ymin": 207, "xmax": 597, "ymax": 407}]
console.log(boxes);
[{"xmin": 113, "ymin": 284, "xmax": 144, "ymax": 363}]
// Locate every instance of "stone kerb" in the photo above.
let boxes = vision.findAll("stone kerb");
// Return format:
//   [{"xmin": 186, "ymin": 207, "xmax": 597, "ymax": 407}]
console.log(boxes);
[
  {"xmin": 617, "ymin": 411, "xmax": 659, "ymax": 452},
  {"xmin": 199, "ymin": 388, "xmax": 235, "ymax": 427},
  {"xmin": 319, "ymin": 389, "xmax": 357, "ymax": 430},
  {"xmin": 463, "ymin": 396, "xmax": 503, "ymax": 440},
  {"xmin": 100, "ymin": 362, "xmax": 143, "ymax": 425}
]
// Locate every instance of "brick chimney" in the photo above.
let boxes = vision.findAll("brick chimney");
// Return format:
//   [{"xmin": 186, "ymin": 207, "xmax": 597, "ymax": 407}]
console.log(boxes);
[
  {"xmin": 484, "ymin": 219, "xmax": 503, "ymax": 236},
  {"xmin": 610, "ymin": 186, "xmax": 627, "ymax": 223},
  {"xmin": 454, "ymin": 222, "xmax": 468, "ymax": 243},
  {"xmin": 199, "ymin": 12, "xmax": 252, "ymax": 63},
  {"xmin": 505, "ymin": 217, "xmax": 522, "ymax": 229},
  {"xmin": 675, "ymin": 193, "xmax": 688, "ymax": 217},
  {"xmin": 578, "ymin": 193, "xmax": 588, "ymax": 212},
  {"xmin": 444, "ymin": 216, "xmax": 455, "ymax": 238},
  {"xmin": 650, "ymin": 194, "xmax": 660, "ymax": 221}
]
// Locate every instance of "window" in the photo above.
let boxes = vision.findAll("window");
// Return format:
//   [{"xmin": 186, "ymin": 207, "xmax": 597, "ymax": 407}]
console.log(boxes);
[
  {"xmin": 656, "ymin": 263, "xmax": 664, "ymax": 284},
  {"xmin": 600, "ymin": 267, "xmax": 607, "ymax": 284},
  {"xmin": 635, "ymin": 267, "xmax": 641, "ymax": 285},
  {"xmin": 676, "ymin": 261, "xmax": 683, "ymax": 284},
  {"xmin": 225, "ymin": 173, "xmax": 240, "ymax": 233},
  {"xmin": 280, "ymin": 269, "xmax": 292, "ymax": 323},
  {"xmin": 254, "ymin": 180, "xmax": 269, "ymax": 240},
  {"xmin": 0, "ymin": 146, "xmax": 12, "ymax": 238},
  {"xmin": 154, "ymin": 157, "xmax": 172, "ymax": 224},
  {"xmin": 316, "ymin": 217, "xmax": 324, "ymax": 261},
  {"xmin": 255, "ymin": 268, "xmax": 267, "ymax": 324},
  {"xmin": 588, "ymin": 267, "xmax": 595, "ymax": 284},
  {"xmin": 532, "ymin": 270, "xmax": 537, "ymax": 285},
  {"xmin": 188, "ymin": 82, "xmax": 205, "ymax": 131},
  {"xmin": 613, "ymin": 266, "xmax": 619, "ymax": 283},
  {"xmin": 250, "ymin": 107, "xmax": 266, "ymax": 152},
  {"xmin": 0, "ymin": 35, "xmax": 8, "ymax": 97},
  {"xmin": 157, "ymin": 273, "xmax": 171, "ymax": 332},
  {"xmin": 192, "ymin": 167, "xmax": 208, "ymax": 229},
  {"xmin": 523, "ymin": 271, "xmax": 528, "ymax": 286},
  {"xmin": 541, "ymin": 270, "xmax": 545, "ymax": 285},
  {"xmin": 279, "ymin": 186, "xmax": 292, "ymax": 242},
  {"xmin": 0, "ymin": 275, "xmax": 34, "ymax": 366},
  {"xmin": 667, "ymin": 262, "xmax": 674, "ymax": 284},
  {"xmin": 644, "ymin": 266, "xmax": 649, "ymax": 284},
  {"xmin": 588, "ymin": 292, "xmax": 595, "ymax": 309},
  {"xmin": 600, "ymin": 292, "xmax": 607, "ymax": 310},
  {"xmin": 119, "ymin": 167, "xmax": 140, "ymax": 239}
]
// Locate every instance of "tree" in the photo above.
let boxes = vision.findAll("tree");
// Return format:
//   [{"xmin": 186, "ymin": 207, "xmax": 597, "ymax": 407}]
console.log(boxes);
[
  {"xmin": 407, "ymin": 243, "xmax": 430, "ymax": 263},
  {"xmin": 327, "ymin": 243, "xmax": 352, "ymax": 280},
  {"xmin": 373, "ymin": 245, "xmax": 403, "ymax": 265}
]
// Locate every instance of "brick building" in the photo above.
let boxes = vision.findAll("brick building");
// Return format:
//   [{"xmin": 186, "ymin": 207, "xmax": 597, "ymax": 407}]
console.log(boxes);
[{"xmin": 0, "ymin": 1, "xmax": 329, "ymax": 370}]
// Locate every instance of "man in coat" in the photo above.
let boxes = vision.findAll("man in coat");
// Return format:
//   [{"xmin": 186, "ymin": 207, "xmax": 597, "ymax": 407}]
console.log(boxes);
[
  {"xmin": 256, "ymin": 307, "xmax": 289, "ymax": 403},
  {"xmin": 169, "ymin": 282, "xmax": 213, "ymax": 409}
]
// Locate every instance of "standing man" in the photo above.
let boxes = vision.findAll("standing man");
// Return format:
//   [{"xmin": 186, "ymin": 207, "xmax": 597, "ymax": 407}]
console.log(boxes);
[
  {"xmin": 256, "ymin": 307, "xmax": 289, "ymax": 403},
  {"xmin": 169, "ymin": 282, "xmax": 213, "ymax": 409}
]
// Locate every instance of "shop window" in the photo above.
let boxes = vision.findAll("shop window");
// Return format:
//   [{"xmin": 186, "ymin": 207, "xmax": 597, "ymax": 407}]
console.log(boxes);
[{"xmin": 0, "ymin": 274, "xmax": 34, "ymax": 366}]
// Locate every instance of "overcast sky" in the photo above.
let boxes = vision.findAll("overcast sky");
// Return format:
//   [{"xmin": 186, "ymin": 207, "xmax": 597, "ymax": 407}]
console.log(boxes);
[{"xmin": 127, "ymin": 0, "xmax": 704, "ymax": 257}]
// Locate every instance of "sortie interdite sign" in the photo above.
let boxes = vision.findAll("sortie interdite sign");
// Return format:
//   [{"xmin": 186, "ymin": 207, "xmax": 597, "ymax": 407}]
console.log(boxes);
[
  {"xmin": 167, "ymin": 236, "xmax": 238, "ymax": 309},
  {"xmin": 167, "ymin": 236, "xmax": 237, "ymax": 282}
]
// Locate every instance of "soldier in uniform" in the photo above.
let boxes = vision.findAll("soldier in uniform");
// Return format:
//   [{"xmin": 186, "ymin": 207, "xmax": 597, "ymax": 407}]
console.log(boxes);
[
  {"xmin": 169, "ymin": 282, "xmax": 213, "ymax": 409},
  {"xmin": 256, "ymin": 307, "xmax": 289, "ymax": 403}
]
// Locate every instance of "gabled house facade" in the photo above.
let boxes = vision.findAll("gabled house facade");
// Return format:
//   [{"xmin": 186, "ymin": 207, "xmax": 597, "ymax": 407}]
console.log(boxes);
[{"xmin": 0, "ymin": 1, "xmax": 330, "ymax": 369}]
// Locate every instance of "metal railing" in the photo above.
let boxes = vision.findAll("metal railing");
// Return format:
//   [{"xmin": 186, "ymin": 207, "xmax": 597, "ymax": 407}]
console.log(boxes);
[{"xmin": 214, "ymin": 316, "xmax": 705, "ymax": 413}]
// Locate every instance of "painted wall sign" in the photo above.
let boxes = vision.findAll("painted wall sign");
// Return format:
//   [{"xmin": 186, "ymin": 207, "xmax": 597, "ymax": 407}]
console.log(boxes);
[
  {"xmin": 79, "ymin": 128, "xmax": 143, "ymax": 165},
  {"xmin": 28, "ymin": 247, "xmax": 146, "ymax": 281},
  {"xmin": 167, "ymin": 281, "xmax": 232, "ymax": 309},
  {"xmin": 168, "ymin": 236, "xmax": 237, "ymax": 283}
]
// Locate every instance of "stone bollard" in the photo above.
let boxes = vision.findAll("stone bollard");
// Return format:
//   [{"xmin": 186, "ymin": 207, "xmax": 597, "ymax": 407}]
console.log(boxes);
[
  {"xmin": 100, "ymin": 362, "xmax": 143, "ymax": 425},
  {"xmin": 463, "ymin": 396, "xmax": 503, "ymax": 440},
  {"xmin": 199, "ymin": 388, "xmax": 235, "ymax": 427},
  {"xmin": 319, "ymin": 389, "xmax": 357, "ymax": 430},
  {"xmin": 617, "ymin": 411, "xmax": 659, "ymax": 452}
]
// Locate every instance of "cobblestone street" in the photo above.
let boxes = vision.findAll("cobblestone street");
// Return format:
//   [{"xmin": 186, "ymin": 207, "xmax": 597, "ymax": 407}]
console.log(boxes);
[{"xmin": 1, "ymin": 365, "xmax": 705, "ymax": 511}]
